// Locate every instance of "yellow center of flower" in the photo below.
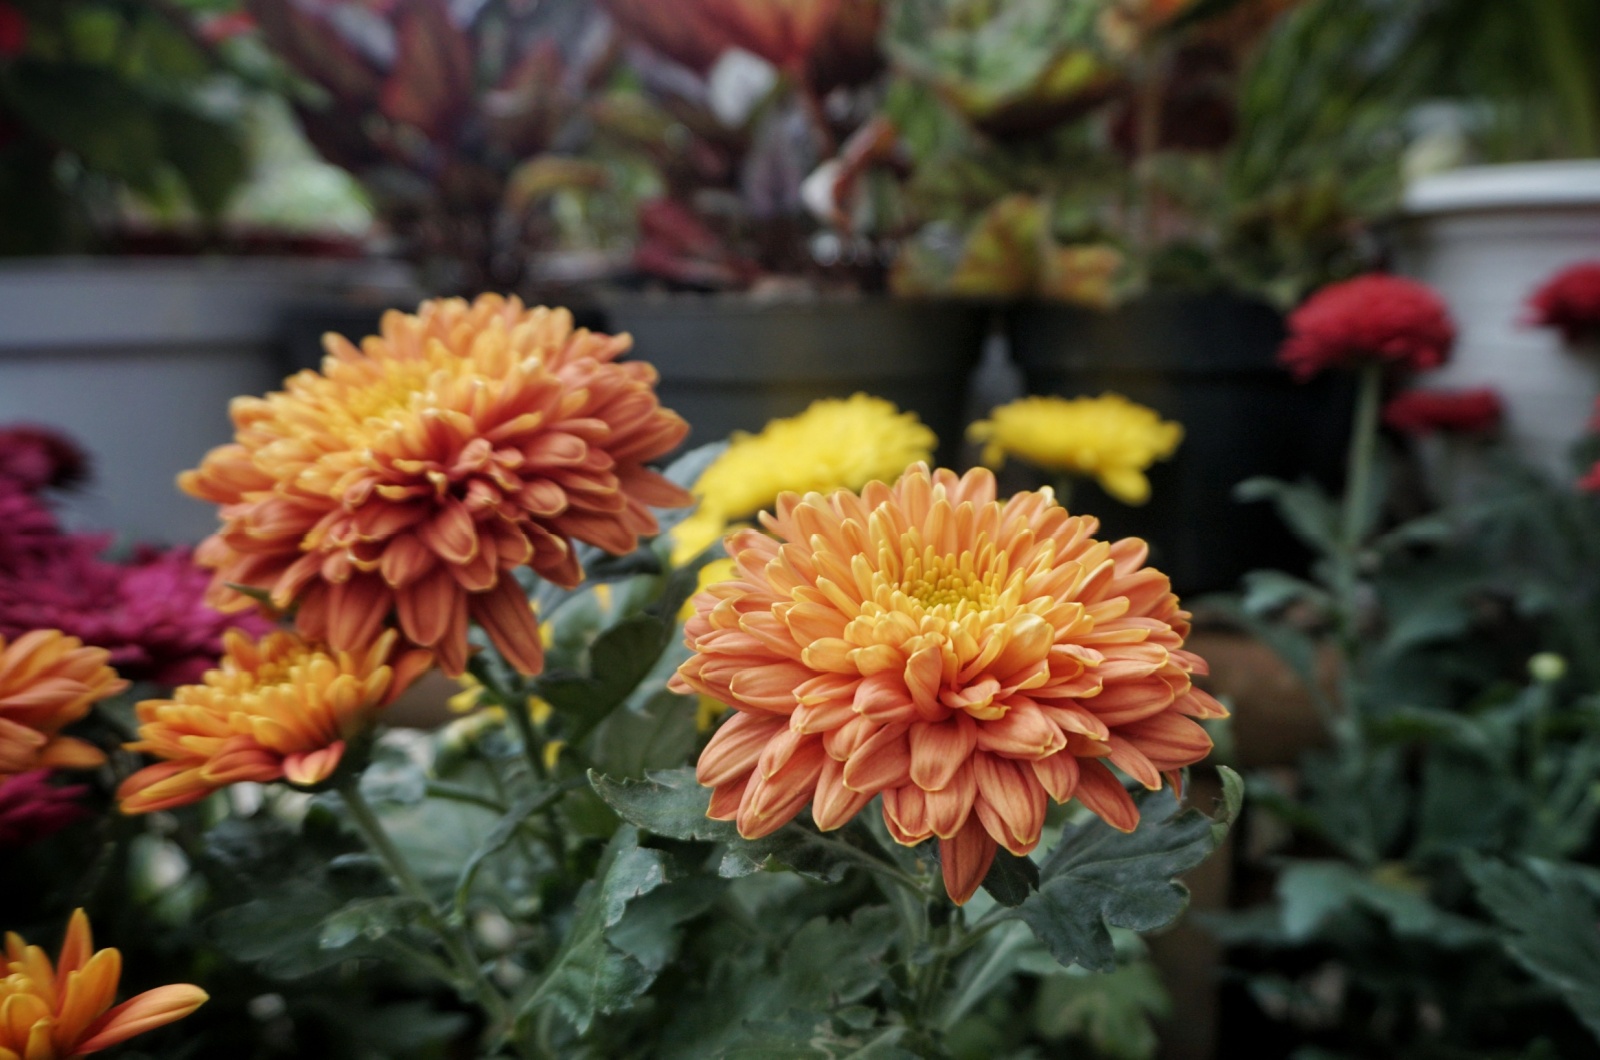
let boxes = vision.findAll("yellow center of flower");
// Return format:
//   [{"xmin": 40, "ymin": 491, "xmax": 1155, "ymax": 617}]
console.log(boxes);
[{"xmin": 900, "ymin": 546, "xmax": 1000, "ymax": 614}]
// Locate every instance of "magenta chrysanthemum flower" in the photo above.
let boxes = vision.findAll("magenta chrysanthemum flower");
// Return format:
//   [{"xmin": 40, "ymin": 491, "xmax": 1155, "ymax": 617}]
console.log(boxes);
[
  {"xmin": 0, "ymin": 771, "xmax": 91, "ymax": 848},
  {"xmin": 1278, "ymin": 275, "xmax": 1456, "ymax": 381},
  {"xmin": 0, "ymin": 540, "xmax": 271, "ymax": 687},
  {"xmin": 0, "ymin": 424, "xmax": 89, "ymax": 494}
]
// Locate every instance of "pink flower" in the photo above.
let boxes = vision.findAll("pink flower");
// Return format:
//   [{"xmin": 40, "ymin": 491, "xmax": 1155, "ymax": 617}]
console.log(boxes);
[
  {"xmin": 1382, "ymin": 388, "xmax": 1504, "ymax": 435},
  {"xmin": 1527, "ymin": 261, "xmax": 1600, "ymax": 345},
  {"xmin": 0, "ymin": 483, "xmax": 66, "ymax": 575},
  {"xmin": 1278, "ymin": 275, "xmax": 1457, "ymax": 381},
  {"xmin": 0, "ymin": 771, "xmax": 90, "ymax": 848},
  {"xmin": 0, "ymin": 540, "xmax": 271, "ymax": 687},
  {"xmin": 0, "ymin": 424, "xmax": 89, "ymax": 494}
]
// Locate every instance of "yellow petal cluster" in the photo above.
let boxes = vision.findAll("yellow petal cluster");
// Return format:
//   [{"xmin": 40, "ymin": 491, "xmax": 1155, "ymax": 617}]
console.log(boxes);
[
  {"xmin": 967, "ymin": 394, "xmax": 1182, "ymax": 505},
  {"xmin": 2, "ymin": 909, "xmax": 206, "ymax": 1058},
  {"xmin": 672, "ymin": 394, "xmax": 937, "ymax": 564}
]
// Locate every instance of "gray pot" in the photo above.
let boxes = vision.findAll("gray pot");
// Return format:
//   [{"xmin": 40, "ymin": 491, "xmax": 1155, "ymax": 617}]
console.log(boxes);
[
  {"xmin": 1007, "ymin": 291, "xmax": 1352, "ymax": 595},
  {"xmin": 599, "ymin": 294, "xmax": 991, "ymax": 461},
  {"xmin": 0, "ymin": 256, "xmax": 416, "ymax": 543}
]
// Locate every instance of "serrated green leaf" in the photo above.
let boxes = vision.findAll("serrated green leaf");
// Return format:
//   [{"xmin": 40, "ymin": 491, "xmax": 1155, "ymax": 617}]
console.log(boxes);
[
  {"xmin": 319, "ymin": 896, "xmax": 428, "ymax": 950},
  {"xmin": 1009, "ymin": 768, "xmax": 1241, "ymax": 972},
  {"xmin": 1234, "ymin": 476, "xmax": 1340, "ymax": 555},
  {"xmin": 518, "ymin": 827, "xmax": 670, "ymax": 1033},
  {"xmin": 589, "ymin": 768, "xmax": 866, "ymax": 884},
  {"xmin": 1468, "ymin": 857, "xmax": 1600, "ymax": 1041},
  {"xmin": 1275, "ymin": 860, "xmax": 1492, "ymax": 947},
  {"xmin": 980, "ymin": 848, "xmax": 1041, "ymax": 907}
]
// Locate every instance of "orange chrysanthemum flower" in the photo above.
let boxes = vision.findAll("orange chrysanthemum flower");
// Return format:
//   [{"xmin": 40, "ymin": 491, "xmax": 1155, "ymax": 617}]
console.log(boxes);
[
  {"xmin": 117, "ymin": 629, "xmax": 430, "ymax": 815},
  {"xmin": 182, "ymin": 296, "xmax": 691, "ymax": 677},
  {"xmin": 0, "ymin": 631, "xmax": 126, "ymax": 779},
  {"xmin": 670, "ymin": 465, "xmax": 1226, "ymax": 904},
  {"xmin": 2, "ymin": 908, "xmax": 207, "ymax": 1058}
]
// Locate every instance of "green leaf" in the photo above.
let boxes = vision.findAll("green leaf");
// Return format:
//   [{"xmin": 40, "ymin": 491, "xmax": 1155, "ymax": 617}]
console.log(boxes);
[
  {"xmin": 980, "ymin": 848, "xmax": 1041, "ymax": 908},
  {"xmin": 519, "ymin": 826, "xmax": 671, "ymax": 1033},
  {"xmin": 535, "ymin": 558, "xmax": 710, "ymax": 744},
  {"xmin": 589, "ymin": 689, "xmax": 699, "ymax": 779},
  {"xmin": 1234, "ymin": 477, "xmax": 1340, "ymax": 555},
  {"xmin": 1274, "ymin": 860, "xmax": 1492, "ymax": 948},
  {"xmin": 589, "ymin": 768, "xmax": 870, "ymax": 884},
  {"xmin": 210, "ymin": 883, "xmax": 352, "ymax": 978},
  {"xmin": 1009, "ymin": 768, "xmax": 1242, "ymax": 972},
  {"xmin": 4, "ymin": 63, "xmax": 165, "ymax": 193},
  {"xmin": 157, "ymin": 106, "xmax": 248, "ymax": 216},
  {"xmin": 720, "ymin": 1016, "xmax": 914, "ymax": 1059},
  {"xmin": 453, "ymin": 783, "xmax": 569, "ymax": 915},
  {"xmin": 1467, "ymin": 857, "xmax": 1600, "ymax": 1040},
  {"xmin": 1032, "ymin": 962, "xmax": 1170, "ymax": 1060},
  {"xmin": 318, "ymin": 896, "xmax": 428, "ymax": 950}
]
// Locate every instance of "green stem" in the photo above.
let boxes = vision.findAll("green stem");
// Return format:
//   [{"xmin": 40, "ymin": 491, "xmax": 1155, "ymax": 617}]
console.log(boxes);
[
  {"xmin": 1333, "ymin": 362, "xmax": 1384, "ymax": 743},
  {"xmin": 337, "ymin": 778, "xmax": 529, "ymax": 1056},
  {"xmin": 470, "ymin": 657, "xmax": 547, "ymax": 784}
]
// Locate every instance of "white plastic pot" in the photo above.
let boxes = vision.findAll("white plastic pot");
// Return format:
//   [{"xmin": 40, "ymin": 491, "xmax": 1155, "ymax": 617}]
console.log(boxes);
[
  {"xmin": 0, "ymin": 257, "xmax": 415, "ymax": 544},
  {"xmin": 1397, "ymin": 161, "xmax": 1600, "ymax": 480}
]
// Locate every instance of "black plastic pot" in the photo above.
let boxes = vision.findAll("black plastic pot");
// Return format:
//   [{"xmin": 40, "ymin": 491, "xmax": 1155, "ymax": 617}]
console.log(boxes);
[
  {"xmin": 600, "ymin": 294, "xmax": 991, "ymax": 462},
  {"xmin": 1006, "ymin": 292, "xmax": 1352, "ymax": 595}
]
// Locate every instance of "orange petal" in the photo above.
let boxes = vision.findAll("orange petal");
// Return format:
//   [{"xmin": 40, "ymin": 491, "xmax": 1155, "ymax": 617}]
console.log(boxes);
[
  {"xmin": 923, "ymin": 759, "xmax": 976, "ymax": 839},
  {"xmin": 1074, "ymin": 759, "xmax": 1141, "ymax": 833},
  {"xmin": 470, "ymin": 577, "xmax": 544, "ymax": 676},
  {"xmin": 841, "ymin": 722, "xmax": 911, "ymax": 793},
  {"xmin": 327, "ymin": 575, "xmax": 392, "ymax": 655},
  {"xmin": 972, "ymin": 754, "xmax": 1045, "ymax": 855},
  {"xmin": 1031, "ymin": 752, "xmax": 1080, "ymax": 803},
  {"xmin": 908, "ymin": 715, "xmax": 977, "ymax": 791},
  {"xmin": 811, "ymin": 757, "xmax": 872, "ymax": 832},
  {"xmin": 939, "ymin": 817, "xmax": 998, "ymax": 905},
  {"xmin": 697, "ymin": 712, "xmax": 786, "ymax": 787},
  {"xmin": 36, "ymin": 736, "xmax": 107, "ymax": 772},
  {"xmin": 58, "ymin": 909, "xmax": 94, "ymax": 978},
  {"xmin": 55, "ymin": 948, "xmax": 122, "ymax": 1048},
  {"xmin": 74, "ymin": 984, "xmax": 208, "ymax": 1054},
  {"xmin": 735, "ymin": 739, "xmax": 826, "ymax": 839},
  {"xmin": 283, "ymin": 742, "xmax": 346, "ymax": 787}
]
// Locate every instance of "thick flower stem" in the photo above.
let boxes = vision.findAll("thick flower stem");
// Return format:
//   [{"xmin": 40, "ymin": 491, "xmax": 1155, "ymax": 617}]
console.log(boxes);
[{"xmin": 337, "ymin": 778, "xmax": 530, "ymax": 1058}]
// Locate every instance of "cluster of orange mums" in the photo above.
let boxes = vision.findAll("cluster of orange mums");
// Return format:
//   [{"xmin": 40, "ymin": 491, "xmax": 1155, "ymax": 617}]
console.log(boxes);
[{"xmin": 3, "ymin": 297, "xmax": 1222, "ymax": 1044}]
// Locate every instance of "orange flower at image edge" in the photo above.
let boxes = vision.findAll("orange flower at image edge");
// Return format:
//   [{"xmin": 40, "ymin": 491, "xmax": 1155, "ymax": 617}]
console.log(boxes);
[
  {"xmin": 183, "ymin": 296, "xmax": 690, "ymax": 677},
  {"xmin": 118, "ymin": 629, "xmax": 430, "ymax": 814},
  {"xmin": 671, "ymin": 465, "xmax": 1226, "ymax": 904},
  {"xmin": 0, "ymin": 630, "xmax": 126, "ymax": 778},
  {"xmin": 1, "ymin": 909, "xmax": 206, "ymax": 1059}
]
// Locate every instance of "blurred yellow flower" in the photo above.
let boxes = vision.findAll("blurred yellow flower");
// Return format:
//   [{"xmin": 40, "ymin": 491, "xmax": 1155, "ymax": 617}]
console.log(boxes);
[
  {"xmin": 968, "ymin": 394, "xmax": 1182, "ymax": 505},
  {"xmin": 671, "ymin": 394, "xmax": 937, "ymax": 565}
]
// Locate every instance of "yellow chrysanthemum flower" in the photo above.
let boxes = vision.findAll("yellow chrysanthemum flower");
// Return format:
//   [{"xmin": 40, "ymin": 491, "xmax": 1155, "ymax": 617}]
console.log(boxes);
[
  {"xmin": 967, "ymin": 394, "xmax": 1182, "ymax": 505},
  {"xmin": 671, "ymin": 394, "xmax": 937, "ymax": 565}
]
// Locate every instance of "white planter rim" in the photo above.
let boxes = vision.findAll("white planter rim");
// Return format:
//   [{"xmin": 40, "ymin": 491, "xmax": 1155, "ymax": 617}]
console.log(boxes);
[{"xmin": 1404, "ymin": 160, "xmax": 1600, "ymax": 216}]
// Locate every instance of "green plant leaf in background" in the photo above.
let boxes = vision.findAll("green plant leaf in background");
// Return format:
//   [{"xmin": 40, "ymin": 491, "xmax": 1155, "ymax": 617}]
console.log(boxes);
[
  {"xmin": 1009, "ymin": 767, "xmax": 1243, "ymax": 972},
  {"xmin": 517, "ymin": 826, "xmax": 672, "ymax": 1034},
  {"xmin": 1467, "ymin": 856, "xmax": 1600, "ymax": 1041}
]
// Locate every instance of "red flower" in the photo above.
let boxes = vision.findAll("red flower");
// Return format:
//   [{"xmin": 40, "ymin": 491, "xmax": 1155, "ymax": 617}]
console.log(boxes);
[
  {"xmin": 1527, "ymin": 261, "xmax": 1600, "ymax": 346},
  {"xmin": 0, "ymin": 771, "xmax": 90, "ymax": 848},
  {"xmin": 1278, "ymin": 274, "xmax": 1456, "ymax": 381},
  {"xmin": 0, "ymin": 424, "xmax": 89, "ymax": 494},
  {"xmin": 0, "ymin": 538, "xmax": 271, "ymax": 687},
  {"xmin": 0, "ymin": 3, "xmax": 26, "ymax": 60},
  {"xmin": 1382, "ymin": 388, "xmax": 1504, "ymax": 436},
  {"xmin": 1581, "ymin": 459, "xmax": 1600, "ymax": 493}
]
